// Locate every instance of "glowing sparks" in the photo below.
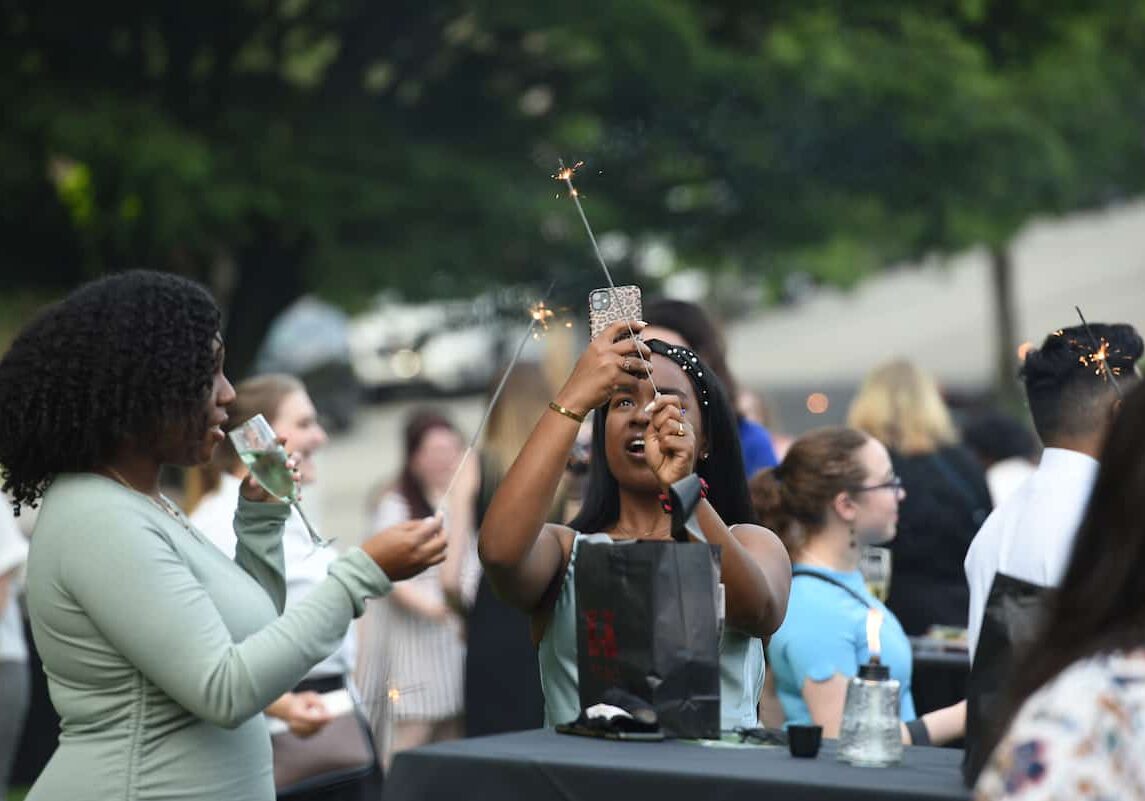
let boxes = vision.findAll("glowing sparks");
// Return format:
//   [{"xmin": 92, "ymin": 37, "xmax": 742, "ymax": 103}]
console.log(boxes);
[
  {"xmin": 1078, "ymin": 337, "xmax": 1122, "ymax": 377},
  {"xmin": 528, "ymin": 300, "xmax": 575, "ymax": 340},
  {"xmin": 553, "ymin": 157, "xmax": 659, "ymax": 397},
  {"xmin": 530, "ymin": 301, "xmax": 556, "ymax": 329},
  {"xmin": 553, "ymin": 161, "xmax": 584, "ymax": 183},
  {"xmin": 552, "ymin": 162, "xmax": 585, "ymax": 199},
  {"xmin": 1075, "ymin": 306, "xmax": 1125, "ymax": 399}
]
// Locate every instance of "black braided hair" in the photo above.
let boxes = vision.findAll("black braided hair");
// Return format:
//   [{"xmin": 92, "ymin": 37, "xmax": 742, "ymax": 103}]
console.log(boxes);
[{"xmin": 0, "ymin": 271, "xmax": 221, "ymax": 513}]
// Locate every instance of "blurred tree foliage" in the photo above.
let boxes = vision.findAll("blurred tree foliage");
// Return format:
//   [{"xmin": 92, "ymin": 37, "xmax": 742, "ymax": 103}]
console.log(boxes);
[{"xmin": 2, "ymin": 1, "xmax": 1143, "ymax": 378}]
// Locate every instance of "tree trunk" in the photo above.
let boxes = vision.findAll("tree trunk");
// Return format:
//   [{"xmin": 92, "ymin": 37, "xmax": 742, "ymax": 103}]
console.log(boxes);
[
  {"xmin": 989, "ymin": 244, "xmax": 1021, "ymax": 408},
  {"xmin": 222, "ymin": 224, "xmax": 307, "ymax": 381}
]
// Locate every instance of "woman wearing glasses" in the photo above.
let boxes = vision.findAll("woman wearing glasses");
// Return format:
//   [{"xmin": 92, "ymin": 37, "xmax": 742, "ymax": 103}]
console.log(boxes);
[{"xmin": 750, "ymin": 427, "xmax": 965, "ymax": 746}]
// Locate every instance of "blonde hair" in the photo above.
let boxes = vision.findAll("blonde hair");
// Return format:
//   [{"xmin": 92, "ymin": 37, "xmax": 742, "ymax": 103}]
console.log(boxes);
[
  {"xmin": 483, "ymin": 362, "xmax": 553, "ymax": 479},
  {"xmin": 847, "ymin": 359, "xmax": 957, "ymax": 455},
  {"xmin": 183, "ymin": 373, "xmax": 306, "ymax": 513}
]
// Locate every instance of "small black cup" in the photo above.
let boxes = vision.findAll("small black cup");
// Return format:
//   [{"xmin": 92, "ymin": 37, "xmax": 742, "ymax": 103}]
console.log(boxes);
[{"xmin": 787, "ymin": 725, "xmax": 823, "ymax": 759}]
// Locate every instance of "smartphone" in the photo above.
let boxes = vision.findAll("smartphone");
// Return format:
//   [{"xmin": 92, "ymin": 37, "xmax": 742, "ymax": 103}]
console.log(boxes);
[{"xmin": 588, "ymin": 285, "xmax": 643, "ymax": 340}]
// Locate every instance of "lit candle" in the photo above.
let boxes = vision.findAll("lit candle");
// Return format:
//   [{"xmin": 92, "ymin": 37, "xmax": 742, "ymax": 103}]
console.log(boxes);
[{"xmin": 866, "ymin": 608, "xmax": 884, "ymax": 664}]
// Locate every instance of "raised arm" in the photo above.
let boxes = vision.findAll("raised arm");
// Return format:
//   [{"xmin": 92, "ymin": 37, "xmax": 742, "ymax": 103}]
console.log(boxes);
[
  {"xmin": 231, "ymin": 498, "xmax": 290, "ymax": 613},
  {"xmin": 645, "ymin": 394, "xmax": 792, "ymax": 638},
  {"xmin": 699, "ymin": 512, "xmax": 791, "ymax": 638},
  {"xmin": 62, "ymin": 507, "xmax": 389, "ymax": 728},
  {"xmin": 479, "ymin": 321, "xmax": 652, "ymax": 610}
]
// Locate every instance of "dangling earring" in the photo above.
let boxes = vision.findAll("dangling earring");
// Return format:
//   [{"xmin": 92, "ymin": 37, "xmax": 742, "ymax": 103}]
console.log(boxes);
[{"xmin": 848, "ymin": 526, "xmax": 857, "ymax": 549}]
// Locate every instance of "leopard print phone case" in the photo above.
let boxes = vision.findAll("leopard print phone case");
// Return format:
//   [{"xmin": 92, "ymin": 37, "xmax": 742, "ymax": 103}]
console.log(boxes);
[{"xmin": 588, "ymin": 286, "xmax": 643, "ymax": 340}]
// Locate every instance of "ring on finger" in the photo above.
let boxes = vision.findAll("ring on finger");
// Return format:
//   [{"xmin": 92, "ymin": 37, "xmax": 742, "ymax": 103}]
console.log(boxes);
[
  {"xmin": 676, "ymin": 420, "xmax": 687, "ymax": 437},
  {"xmin": 622, "ymin": 357, "xmax": 631, "ymax": 372}
]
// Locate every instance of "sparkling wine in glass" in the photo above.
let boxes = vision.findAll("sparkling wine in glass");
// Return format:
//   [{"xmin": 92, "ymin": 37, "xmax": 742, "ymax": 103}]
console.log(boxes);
[
  {"xmin": 228, "ymin": 414, "xmax": 332, "ymax": 548},
  {"xmin": 860, "ymin": 546, "xmax": 892, "ymax": 603}
]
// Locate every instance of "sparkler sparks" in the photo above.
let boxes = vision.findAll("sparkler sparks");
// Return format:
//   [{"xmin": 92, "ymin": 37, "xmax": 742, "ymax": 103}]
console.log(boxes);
[
  {"xmin": 528, "ymin": 301, "xmax": 574, "ymax": 339},
  {"xmin": 530, "ymin": 300, "xmax": 555, "ymax": 332},
  {"xmin": 554, "ymin": 157, "xmax": 659, "ymax": 397},
  {"xmin": 1077, "ymin": 338, "xmax": 1122, "ymax": 377},
  {"xmin": 1075, "ymin": 306, "xmax": 1125, "ymax": 399},
  {"xmin": 553, "ymin": 161, "xmax": 584, "ymax": 184}
]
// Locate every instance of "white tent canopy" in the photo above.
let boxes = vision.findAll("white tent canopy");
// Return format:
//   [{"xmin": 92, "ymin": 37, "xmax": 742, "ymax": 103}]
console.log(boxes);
[{"xmin": 729, "ymin": 200, "xmax": 1145, "ymax": 390}]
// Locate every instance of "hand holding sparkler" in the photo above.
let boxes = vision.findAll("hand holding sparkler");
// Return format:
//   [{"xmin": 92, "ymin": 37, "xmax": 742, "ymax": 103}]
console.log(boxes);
[
  {"xmin": 643, "ymin": 392, "xmax": 697, "ymax": 490},
  {"xmin": 360, "ymin": 514, "xmax": 447, "ymax": 581},
  {"xmin": 552, "ymin": 320, "xmax": 654, "ymax": 419}
]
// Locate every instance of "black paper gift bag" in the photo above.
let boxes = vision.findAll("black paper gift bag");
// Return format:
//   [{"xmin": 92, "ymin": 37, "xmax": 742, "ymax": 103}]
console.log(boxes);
[{"xmin": 574, "ymin": 540, "xmax": 722, "ymax": 739}]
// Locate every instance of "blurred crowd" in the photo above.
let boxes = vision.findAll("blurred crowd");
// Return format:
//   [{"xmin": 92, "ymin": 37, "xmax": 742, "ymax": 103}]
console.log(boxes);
[{"xmin": 1, "ymin": 275, "xmax": 1142, "ymax": 801}]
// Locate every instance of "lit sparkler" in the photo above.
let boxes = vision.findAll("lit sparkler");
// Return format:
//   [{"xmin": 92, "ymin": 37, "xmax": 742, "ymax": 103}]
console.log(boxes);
[
  {"xmin": 435, "ymin": 284, "xmax": 558, "ymax": 512},
  {"xmin": 1075, "ymin": 306, "xmax": 1125, "ymax": 399},
  {"xmin": 528, "ymin": 300, "xmax": 575, "ymax": 339},
  {"xmin": 554, "ymin": 158, "xmax": 658, "ymax": 396}
]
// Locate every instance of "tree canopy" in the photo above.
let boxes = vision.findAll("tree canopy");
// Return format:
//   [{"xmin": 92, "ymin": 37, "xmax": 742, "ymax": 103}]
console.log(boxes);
[{"xmin": 3, "ymin": 1, "xmax": 1143, "ymax": 371}]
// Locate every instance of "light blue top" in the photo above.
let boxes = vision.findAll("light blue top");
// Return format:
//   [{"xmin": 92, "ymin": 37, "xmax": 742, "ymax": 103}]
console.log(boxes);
[
  {"xmin": 538, "ymin": 532, "xmax": 765, "ymax": 731},
  {"xmin": 766, "ymin": 564, "xmax": 916, "ymax": 726}
]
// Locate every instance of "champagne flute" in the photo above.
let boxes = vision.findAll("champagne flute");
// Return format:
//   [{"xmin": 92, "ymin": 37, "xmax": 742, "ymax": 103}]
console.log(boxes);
[
  {"xmin": 228, "ymin": 414, "xmax": 333, "ymax": 548},
  {"xmin": 860, "ymin": 546, "xmax": 892, "ymax": 603}
]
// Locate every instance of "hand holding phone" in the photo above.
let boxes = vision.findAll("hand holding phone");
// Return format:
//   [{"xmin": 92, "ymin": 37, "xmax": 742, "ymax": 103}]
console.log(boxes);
[{"xmin": 588, "ymin": 286, "xmax": 643, "ymax": 340}]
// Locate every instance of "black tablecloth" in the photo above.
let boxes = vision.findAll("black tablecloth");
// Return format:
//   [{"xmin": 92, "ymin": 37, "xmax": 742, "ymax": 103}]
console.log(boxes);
[{"xmin": 383, "ymin": 729, "xmax": 970, "ymax": 801}]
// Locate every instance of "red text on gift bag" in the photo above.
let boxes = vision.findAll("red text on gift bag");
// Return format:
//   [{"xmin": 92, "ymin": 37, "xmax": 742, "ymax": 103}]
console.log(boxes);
[{"xmin": 583, "ymin": 608, "xmax": 620, "ymax": 684}]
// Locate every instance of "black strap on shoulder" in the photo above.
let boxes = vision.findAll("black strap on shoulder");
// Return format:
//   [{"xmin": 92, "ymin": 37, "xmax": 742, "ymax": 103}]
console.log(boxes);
[{"xmin": 792, "ymin": 567, "xmax": 872, "ymax": 609}]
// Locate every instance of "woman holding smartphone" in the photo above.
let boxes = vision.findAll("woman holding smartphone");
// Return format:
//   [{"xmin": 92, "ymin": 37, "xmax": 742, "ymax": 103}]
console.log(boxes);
[{"xmin": 478, "ymin": 320, "xmax": 791, "ymax": 730}]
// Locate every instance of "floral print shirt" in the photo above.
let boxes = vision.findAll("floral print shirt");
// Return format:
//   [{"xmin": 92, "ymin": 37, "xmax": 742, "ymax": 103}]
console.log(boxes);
[{"xmin": 976, "ymin": 650, "xmax": 1145, "ymax": 800}]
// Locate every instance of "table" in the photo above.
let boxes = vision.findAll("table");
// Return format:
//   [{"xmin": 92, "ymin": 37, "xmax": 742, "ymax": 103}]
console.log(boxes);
[{"xmin": 383, "ymin": 729, "xmax": 970, "ymax": 801}]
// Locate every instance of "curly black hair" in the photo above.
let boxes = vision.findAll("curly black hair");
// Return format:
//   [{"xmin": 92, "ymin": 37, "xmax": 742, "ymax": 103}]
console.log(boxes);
[
  {"xmin": 1021, "ymin": 322, "xmax": 1142, "ymax": 442},
  {"xmin": 0, "ymin": 271, "xmax": 221, "ymax": 513}
]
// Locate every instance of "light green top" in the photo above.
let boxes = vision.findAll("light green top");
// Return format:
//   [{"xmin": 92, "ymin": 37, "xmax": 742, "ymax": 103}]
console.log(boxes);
[
  {"xmin": 25, "ymin": 473, "xmax": 391, "ymax": 801},
  {"xmin": 538, "ymin": 533, "xmax": 765, "ymax": 731}
]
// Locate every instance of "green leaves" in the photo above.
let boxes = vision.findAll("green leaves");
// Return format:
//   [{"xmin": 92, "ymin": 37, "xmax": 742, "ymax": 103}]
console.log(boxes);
[{"xmin": 1, "ymin": 0, "xmax": 1142, "ymax": 307}]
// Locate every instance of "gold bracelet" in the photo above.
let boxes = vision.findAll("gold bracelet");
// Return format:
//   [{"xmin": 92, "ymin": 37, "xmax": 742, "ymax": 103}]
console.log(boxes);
[{"xmin": 548, "ymin": 400, "xmax": 586, "ymax": 424}]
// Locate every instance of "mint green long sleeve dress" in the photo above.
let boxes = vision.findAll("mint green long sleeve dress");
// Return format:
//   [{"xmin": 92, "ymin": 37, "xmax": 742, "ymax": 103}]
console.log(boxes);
[{"xmin": 24, "ymin": 473, "xmax": 392, "ymax": 801}]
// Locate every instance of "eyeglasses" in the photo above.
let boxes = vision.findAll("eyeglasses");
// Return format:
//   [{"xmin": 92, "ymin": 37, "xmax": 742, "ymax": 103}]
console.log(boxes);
[{"xmin": 850, "ymin": 475, "xmax": 905, "ymax": 494}]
